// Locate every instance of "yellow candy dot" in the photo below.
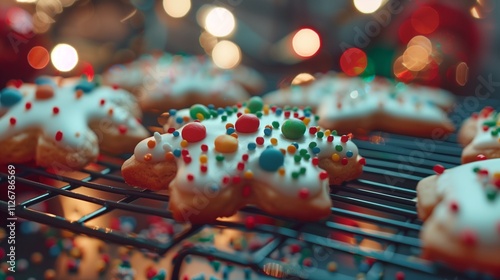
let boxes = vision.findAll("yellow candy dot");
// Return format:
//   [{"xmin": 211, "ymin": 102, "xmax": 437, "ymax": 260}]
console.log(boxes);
[
  {"xmin": 263, "ymin": 104, "xmax": 269, "ymax": 115},
  {"xmin": 324, "ymin": 129, "xmax": 331, "ymax": 137},
  {"xmin": 214, "ymin": 134, "xmax": 239, "ymax": 153},
  {"xmin": 244, "ymin": 108, "xmax": 250, "ymax": 113},
  {"xmin": 303, "ymin": 117, "xmax": 310, "ymax": 126},
  {"xmin": 331, "ymin": 153, "xmax": 340, "ymax": 162},
  {"xmin": 270, "ymin": 138, "xmax": 278, "ymax": 145},
  {"xmin": 287, "ymin": 145, "xmax": 297, "ymax": 154},
  {"xmin": 180, "ymin": 139, "xmax": 188, "ymax": 148},
  {"xmin": 244, "ymin": 170, "xmax": 254, "ymax": 179},
  {"xmin": 278, "ymin": 167, "xmax": 286, "ymax": 176},
  {"xmin": 199, "ymin": 154, "xmax": 208, "ymax": 164},
  {"xmin": 196, "ymin": 112, "xmax": 205, "ymax": 120},
  {"xmin": 226, "ymin": 123, "xmax": 234, "ymax": 129},
  {"xmin": 327, "ymin": 261, "xmax": 337, "ymax": 272}
]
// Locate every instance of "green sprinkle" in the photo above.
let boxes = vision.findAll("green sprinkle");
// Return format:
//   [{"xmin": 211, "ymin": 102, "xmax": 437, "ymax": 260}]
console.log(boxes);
[
  {"xmin": 331, "ymin": 130, "xmax": 338, "ymax": 136},
  {"xmin": 216, "ymin": 154, "xmax": 225, "ymax": 162},
  {"xmin": 256, "ymin": 111, "xmax": 263, "ymax": 118},
  {"xmin": 335, "ymin": 145, "xmax": 343, "ymax": 152},
  {"xmin": 303, "ymin": 154, "xmax": 311, "ymax": 160},
  {"xmin": 292, "ymin": 106, "xmax": 299, "ymax": 112},
  {"xmin": 291, "ymin": 171, "xmax": 300, "ymax": 179},
  {"xmin": 272, "ymin": 121, "xmax": 280, "ymax": 129},
  {"xmin": 294, "ymin": 155, "xmax": 301, "ymax": 163},
  {"xmin": 309, "ymin": 142, "xmax": 317, "ymax": 149},
  {"xmin": 316, "ymin": 131, "xmax": 324, "ymax": 138},
  {"xmin": 300, "ymin": 149, "xmax": 308, "ymax": 156},
  {"xmin": 486, "ymin": 189, "xmax": 497, "ymax": 201},
  {"xmin": 473, "ymin": 167, "xmax": 480, "ymax": 173},
  {"xmin": 300, "ymin": 167, "xmax": 306, "ymax": 174},
  {"xmin": 221, "ymin": 115, "xmax": 227, "ymax": 122}
]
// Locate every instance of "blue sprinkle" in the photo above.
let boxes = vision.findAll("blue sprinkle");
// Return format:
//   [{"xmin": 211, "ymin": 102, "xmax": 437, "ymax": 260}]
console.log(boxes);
[
  {"xmin": 304, "ymin": 111, "xmax": 311, "ymax": 117},
  {"xmin": 172, "ymin": 131, "xmax": 180, "ymax": 137},
  {"xmin": 226, "ymin": 127, "xmax": 235, "ymax": 135},
  {"xmin": 74, "ymin": 80, "xmax": 95, "ymax": 93},
  {"xmin": 275, "ymin": 108, "xmax": 283, "ymax": 116},
  {"xmin": 169, "ymin": 109, "xmax": 177, "ymax": 116},
  {"xmin": 346, "ymin": 151, "xmax": 353, "ymax": 158},
  {"xmin": 209, "ymin": 185, "xmax": 219, "ymax": 193},
  {"xmin": 176, "ymin": 117, "xmax": 183, "ymax": 124},
  {"xmin": 208, "ymin": 104, "xmax": 215, "ymax": 109},
  {"xmin": 217, "ymin": 108, "xmax": 225, "ymax": 115},
  {"xmin": 0, "ymin": 88, "xmax": 23, "ymax": 107},
  {"xmin": 173, "ymin": 149, "xmax": 181, "ymax": 157},
  {"xmin": 264, "ymin": 127, "xmax": 272, "ymax": 136},
  {"xmin": 223, "ymin": 267, "xmax": 230, "ymax": 279},
  {"xmin": 34, "ymin": 76, "xmax": 56, "ymax": 87},
  {"xmin": 292, "ymin": 142, "xmax": 299, "ymax": 149},
  {"xmin": 312, "ymin": 147, "xmax": 320, "ymax": 154},
  {"xmin": 247, "ymin": 143, "xmax": 256, "ymax": 150}
]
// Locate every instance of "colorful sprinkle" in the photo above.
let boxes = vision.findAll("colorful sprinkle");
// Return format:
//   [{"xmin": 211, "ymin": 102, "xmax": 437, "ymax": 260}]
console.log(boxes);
[{"xmin": 433, "ymin": 164, "xmax": 445, "ymax": 175}]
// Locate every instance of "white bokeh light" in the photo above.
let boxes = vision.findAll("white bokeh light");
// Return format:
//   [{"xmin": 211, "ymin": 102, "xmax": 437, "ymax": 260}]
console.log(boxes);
[
  {"xmin": 211, "ymin": 40, "xmax": 241, "ymax": 69},
  {"xmin": 163, "ymin": 0, "xmax": 191, "ymax": 18},
  {"xmin": 204, "ymin": 7, "xmax": 235, "ymax": 37},
  {"xmin": 51, "ymin": 44, "xmax": 78, "ymax": 72}
]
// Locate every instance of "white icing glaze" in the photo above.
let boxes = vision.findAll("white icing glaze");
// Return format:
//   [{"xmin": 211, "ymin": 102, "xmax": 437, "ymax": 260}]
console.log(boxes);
[
  {"xmin": 433, "ymin": 159, "xmax": 500, "ymax": 246},
  {"xmin": 133, "ymin": 103, "xmax": 364, "ymax": 201},
  {"xmin": 0, "ymin": 81, "xmax": 146, "ymax": 149},
  {"xmin": 470, "ymin": 108, "xmax": 500, "ymax": 149}
]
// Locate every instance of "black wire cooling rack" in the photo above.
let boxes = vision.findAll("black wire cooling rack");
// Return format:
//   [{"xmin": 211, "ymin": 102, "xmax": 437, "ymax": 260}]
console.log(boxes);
[{"xmin": 1, "ymin": 128, "xmax": 485, "ymax": 280}]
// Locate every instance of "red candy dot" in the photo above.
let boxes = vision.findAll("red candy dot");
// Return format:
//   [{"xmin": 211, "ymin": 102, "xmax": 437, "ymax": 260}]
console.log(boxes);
[
  {"xmin": 312, "ymin": 157, "xmax": 319, "ymax": 166},
  {"xmin": 284, "ymin": 111, "xmax": 291, "ymax": 118},
  {"xmin": 494, "ymin": 179, "xmax": 500, "ymax": 189},
  {"xmin": 460, "ymin": 229, "xmax": 477, "ymax": 246},
  {"xmin": 290, "ymin": 244, "xmax": 301, "ymax": 254},
  {"xmin": 118, "ymin": 125, "xmax": 127, "ymax": 134},
  {"xmin": 340, "ymin": 135, "xmax": 349, "ymax": 143},
  {"xmin": 237, "ymin": 162, "xmax": 245, "ymax": 171},
  {"xmin": 181, "ymin": 149, "xmax": 189, "ymax": 156},
  {"xmin": 358, "ymin": 158, "xmax": 366, "ymax": 165},
  {"xmin": 25, "ymin": 102, "xmax": 32, "ymax": 110},
  {"xmin": 478, "ymin": 169, "xmax": 489, "ymax": 176},
  {"xmin": 146, "ymin": 267, "xmax": 157, "ymax": 279},
  {"xmin": 341, "ymin": 158, "xmax": 348, "ymax": 165},
  {"xmin": 242, "ymin": 154, "xmax": 249, "ymax": 161},
  {"xmin": 232, "ymin": 175, "xmax": 241, "ymax": 184},
  {"xmin": 319, "ymin": 171, "xmax": 329, "ymax": 180},
  {"xmin": 112, "ymin": 84, "xmax": 119, "ymax": 90},
  {"xmin": 55, "ymin": 131, "xmax": 63, "ymax": 141},
  {"xmin": 482, "ymin": 125, "xmax": 490, "ymax": 132},
  {"xmin": 293, "ymin": 112, "xmax": 299, "ymax": 118},
  {"xmin": 327, "ymin": 135, "xmax": 334, "ymax": 142},
  {"xmin": 433, "ymin": 164, "xmax": 445, "ymax": 175},
  {"xmin": 186, "ymin": 174, "xmax": 194, "ymax": 181},
  {"xmin": 236, "ymin": 112, "xmax": 243, "ymax": 117},
  {"xmin": 309, "ymin": 127, "xmax": 317, "ymax": 135},
  {"xmin": 449, "ymin": 201, "xmax": 459, "ymax": 213},
  {"xmin": 298, "ymin": 188, "xmax": 309, "ymax": 199},
  {"xmin": 200, "ymin": 165, "xmax": 208, "ymax": 173},
  {"xmin": 167, "ymin": 127, "xmax": 176, "ymax": 133},
  {"xmin": 100, "ymin": 99, "xmax": 106, "ymax": 106},
  {"xmin": 181, "ymin": 122, "xmax": 206, "ymax": 143},
  {"xmin": 53, "ymin": 106, "xmax": 60, "ymax": 114},
  {"xmin": 256, "ymin": 136, "xmax": 264, "ymax": 145},
  {"xmin": 235, "ymin": 114, "xmax": 260, "ymax": 133},
  {"xmin": 183, "ymin": 155, "xmax": 192, "ymax": 164},
  {"xmin": 201, "ymin": 144, "xmax": 208, "ymax": 152},
  {"xmin": 9, "ymin": 117, "xmax": 16, "ymax": 125},
  {"xmin": 477, "ymin": 154, "xmax": 487, "ymax": 161},
  {"xmin": 245, "ymin": 216, "xmax": 255, "ymax": 229},
  {"xmin": 222, "ymin": 176, "xmax": 230, "ymax": 184}
]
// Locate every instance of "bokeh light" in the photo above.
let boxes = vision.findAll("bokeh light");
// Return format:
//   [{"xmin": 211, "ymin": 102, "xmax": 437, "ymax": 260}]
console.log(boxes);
[
  {"xmin": 402, "ymin": 45, "xmax": 429, "ymax": 71},
  {"xmin": 204, "ymin": 7, "xmax": 235, "ymax": 37},
  {"xmin": 291, "ymin": 73, "xmax": 315, "ymax": 85},
  {"xmin": 163, "ymin": 0, "xmax": 191, "ymax": 18},
  {"xmin": 411, "ymin": 6, "xmax": 439, "ymax": 34},
  {"xmin": 7, "ymin": 7, "xmax": 33, "ymax": 35},
  {"xmin": 455, "ymin": 62, "xmax": 469, "ymax": 86},
  {"xmin": 291, "ymin": 28, "xmax": 320, "ymax": 58},
  {"xmin": 199, "ymin": 31, "xmax": 218, "ymax": 54},
  {"xmin": 353, "ymin": 0, "xmax": 384, "ymax": 14},
  {"xmin": 51, "ymin": 44, "xmax": 78, "ymax": 72},
  {"xmin": 340, "ymin": 48, "xmax": 368, "ymax": 76},
  {"xmin": 407, "ymin": 35, "xmax": 432, "ymax": 54},
  {"xmin": 212, "ymin": 40, "xmax": 241, "ymax": 69},
  {"xmin": 27, "ymin": 46, "xmax": 50, "ymax": 69},
  {"xmin": 393, "ymin": 56, "xmax": 415, "ymax": 83}
]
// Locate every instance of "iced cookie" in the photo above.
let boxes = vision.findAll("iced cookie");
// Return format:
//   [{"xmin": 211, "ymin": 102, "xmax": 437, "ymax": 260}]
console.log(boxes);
[
  {"xmin": 459, "ymin": 107, "xmax": 500, "ymax": 163},
  {"xmin": 0, "ymin": 77, "xmax": 149, "ymax": 169},
  {"xmin": 122, "ymin": 97, "xmax": 365, "ymax": 223},
  {"xmin": 416, "ymin": 159, "xmax": 500, "ymax": 276},
  {"xmin": 316, "ymin": 86, "xmax": 455, "ymax": 137}
]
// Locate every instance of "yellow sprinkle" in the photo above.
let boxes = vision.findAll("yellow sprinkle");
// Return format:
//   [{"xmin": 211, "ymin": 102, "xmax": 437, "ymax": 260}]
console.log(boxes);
[
  {"xmin": 278, "ymin": 167, "xmax": 285, "ymax": 176},
  {"xmin": 270, "ymin": 138, "xmax": 278, "ymax": 145},
  {"xmin": 165, "ymin": 152, "xmax": 174, "ymax": 160},
  {"xmin": 244, "ymin": 108, "xmax": 250, "ymax": 113},
  {"xmin": 144, "ymin": 153, "xmax": 152, "ymax": 161},
  {"xmin": 287, "ymin": 145, "xmax": 297, "ymax": 154},
  {"xmin": 244, "ymin": 170, "xmax": 254, "ymax": 179},
  {"xmin": 226, "ymin": 123, "xmax": 234, "ymax": 129},
  {"xmin": 180, "ymin": 140, "xmax": 188, "ymax": 148},
  {"xmin": 324, "ymin": 129, "xmax": 331, "ymax": 137},
  {"xmin": 263, "ymin": 104, "xmax": 269, "ymax": 115},
  {"xmin": 199, "ymin": 154, "xmax": 208, "ymax": 163},
  {"xmin": 331, "ymin": 153, "xmax": 340, "ymax": 162},
  {"xmin": 196, "ymin": 113, "xmax": 205, "ymax": 120},
  {"xmin": 303, "ymin": 117, "xmax": 310, "ymax": 126}
]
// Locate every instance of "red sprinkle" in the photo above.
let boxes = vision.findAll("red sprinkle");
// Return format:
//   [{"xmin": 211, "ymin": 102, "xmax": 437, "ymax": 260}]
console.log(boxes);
[
  {"xmin": 53, "ymin": 107, "xmax": 60, "ymax": 114},
  {"xmin": 327, "ymin": 135, "xmax": 334, "ymax": 142},
  {"xmin": 167, "ymin": 127, "xmax": 176, "ymax": 133},
  {"xmin": 242, "ymin": 154, "xmax": 249, "ymax": 161},
  {"xmin": 460, "ymin": 229, "xmax": 477, "ymax": 246},
  {"xmin": 181, "ymin": 149, "xmax": 189, "ymax": 156},
  {"xmin": 237, "ymin": 162, "xmax": 245, "ymax": 171},
  {"xmin": 100, "ymin": 99, "xmax": 105, "ymax": 106},
  {"xmin": 284, "ymin": 111, "xmax": 291, "ymax": 118},
  {"xmin": 201, "ymin": 144, "xmax": 208, "ymax": 152},
  {"xmin": 433, "ymin": 164, "xmax": 445, "ymax": 175},
  {"xmin": 236, "ymin": 112, "xmax": 243, "ymax": 118},
  {"xmin": 299, "ymin": 188, "xmax": 309, "ymax": 199},
  {"xmin": 245, "ymin": 216, "xmax": 255, "ymax": 229},
  {"xmin": 340, "ymin": 135, "xmax": 349, "ymax": 143},
  {"xmin": 493, "ymin": 179, "xmax": 500, "ymax": 189},
  {"xmin": 200, "ymin": 165, "xmax": 208, "ymax": 173},
  {"xmin": 478, "ymin": 169, "xmax": 489, "ymax": 176},
  {"xmin": 341, "ymin": 158, "xmax": 348, "ymax": 165},
  {"xmin": 290, "ymin": 244, "xmax": 301, "ymax": 254},
  {"xmin": 312, "ymin": 157, "xmax": 319, "ymax": 166},
  {"xmin": 183, "ymin": 155, "xmax": 192, "ymax": 164},
  {"xmin": 293, "ymin": 112, "xmax": 299, "ymax": 118},
  {"xmin": 256, "ymin": 136, "xmax": 264, "ymax": 145},
  {"xmin": 319, "ymin": 171, "xmax": 329, "ymax": 180},
  {"xmin": 482, "ymin": 125, "xmax": 490, "ymax": 132},
  {"xmin": 55, "ymin": 131, "xmax": 63, "ymax": 141},
  {"xmin": 146, "ymin": 266, "xmax": 157, "ymax": 279},
  {"xmin": 186, "ymin": 174, "xmax": 194, "ymax": 181},
  {"xmin": 7, "ymin": 79, "xmax": 23, "ymax": 88},
  {"xmin": 9, "ymin": 117, "xmax": 16, "ymax": 125},
  {"xmin": 118, "ymin": 125, "xmax": 127, "ymax": 134},
  {"xmin": 303, "ymin": 258, "xmax": 313, "ymax": 267},
  {"xmin": 358, "ymin": 158, "xmax": 366, "ymax": 165},
  {"xmin": 477, "ymin": 154, "xmax": 487, "ymax": 161},
  {"xmin": 309, "ymin": 127, "xmax": 318, "ymax": 135},
  {"xmin": 449, "ymin": 201, "xmax": 459, "ymax": 213},
  {"xmin": 222, "ymin": 176, "xmax": 230, "ymax": 184},
  {"xmin": 25, "ymin": 102, "xmax": 32, "ymax": 110},
  {"xmin": 112, "ymin": 84, "xmax": 119, "ymax": 90}
]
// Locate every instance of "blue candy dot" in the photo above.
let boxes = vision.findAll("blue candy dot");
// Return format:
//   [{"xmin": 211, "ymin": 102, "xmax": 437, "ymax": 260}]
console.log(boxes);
[
  {"xmin": 247, "ymin": 143, "xmax": 256, "ymax": 150},
  {"xmin": 217, "ymin": 108, "xmax": 225, "ymax": 115},
  {"xmin": 275, "ymin": 108, "xmax": 283, "ymax": 116},
  {"xmin": 173, "ymin": 149, "xmax": 181, "ymax": 157},
  {"xmin": 185, "ymin": 256, "xmax": 191, "ymax": 264},
  {"xmin": 35, "ymin": 76, "xmax": 56, "ymax": 87},
  {"xmin": 176, "ymin": 117, "xmax": 183, "ymax": 124},
  {"xmin": 304, "ymin": 111, "xmax": 311, "ymax": 117},
  {"xmin": 208, "ymin": 104, "xmax": 215, "ymax": 109},
  {"xmin": 292, "ymin": 142, "xmax": 299, "ymax": 149},
  {"xmin": 169, "ymin": 109, "xmax": 177, "ymax": 116},
  {"xmin": 74, "ymin": 80, "xmax": 96, "ymax": 93},
  {"xmin": 172, "ymin": 131, "xmax": 180, "ymax": 137},
  {"xmin": 259, "ymin": 148, "xmax": 284, "ymax": 172},
  {"xmin": 0, "ymin": 88, "xmax": 23, "ymax": 107},
  {"xmin": 264, "ymin": 127, "xmax": 272, "ymax": 136},
  {"xmin": 346, "ymin": 150, "xmax": 353, "ymax": 158},
  {"xmin": 226, "ymin": 127, "xmax": 235, "ymax": 135},
  {"xmin": 312, "ymin": 147, "xmax": 320, "ymax": 154}
]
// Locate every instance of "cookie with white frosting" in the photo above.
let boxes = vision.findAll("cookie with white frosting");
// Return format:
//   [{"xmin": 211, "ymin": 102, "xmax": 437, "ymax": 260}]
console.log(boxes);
[
  {"xmin": 121, "ymin": 97, "xmax": 365, "ymax": 223},
  {"xmin": 459, "ymin": 106, "xmax": 500, "ymax": 163},
  {"xmin": 417, "ymin": 159, "xmax": 500, "ymax": 276},
  {"xmin": 0, "ymin": 77, "xmax": 149, "ymax": 169}
]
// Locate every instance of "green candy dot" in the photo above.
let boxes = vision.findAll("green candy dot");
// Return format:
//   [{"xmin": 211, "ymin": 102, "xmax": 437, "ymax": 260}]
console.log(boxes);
[
  {"xmin": 284, "ymin": 105, "xmax": 291, "ymax": 110},
  {"xmin": 272, "ymin": 121, "xmax": 280, "ymax": 129},
  {"xmin": 281, "ymin": 119, "xmax": 307, "ymax": 140},
  {"xmin": 316, "ymin": 131, "xmax": 324, "ymax": 138},
  {"xmin": 299, "ymin": 149, "xmax": 308, "ymax": 156},
  {"xmin": 247, "ymin": 96, "xmax": 264, "ymax": 113},
  {"xmin": 335, "ymin": 145, "xmax": 343, "ymax": 152},
  {"xmin": 492, "ymin": 130, "xmax": 498, "ymax": 137},
  {"xmin": 473, "ymin": 167, "xmax": 480, "ymax": 173},
  {"xmin": 216, "ymin": 154, "xmax": 225, "ymax": 162},
  {"xmin": 300, "ymin": 167, "xmax": 306, "ymax": 174},
  {"xmin": 303, "ymin": 154, "xmax": 311, "ymax": 160},
  {"xmin": 256, "ymin": 111, "xmax": 263, "ymax": 118},
  {"xmin": 291, "ymin": 171, "xmax": 300, "ymax": 179},
  {"xmin": 294, "ymin": 155, "xmax": 302, "ymax": 163},
  {"xmin": 486, "ymin": 189, "xmax": 497, "ymax": 201},
  {"xmin": 292, "ymin": 107, "xmax": 299, "ymax": 112},
  {"xmin": 189, "ymin": 104, "xmax": 211, "ymax": 120},
  {"xmin": 483, "ymin": 120, "xmax": 496, "ymax": 127},
  {"xmin": 210, "ymin": 110, "xmax": 219, "ymax": 118},
  {"xmin": 309, "ymin": 142, "xmax": 317, "ymax": 149},
  {"xmin": 226, "ymin": 110, "xmax": 233, "ymax": 116},
  {"xmin": 331, "ymin": 130, "xmax": 338, "ymax": 136},
  {"xmin": 221, "ymin": 115, "xmax": 227, "ymax": 122},
  {"xmin": 314, "ymin": 115, "xmax": 320, "ymax": 121}
]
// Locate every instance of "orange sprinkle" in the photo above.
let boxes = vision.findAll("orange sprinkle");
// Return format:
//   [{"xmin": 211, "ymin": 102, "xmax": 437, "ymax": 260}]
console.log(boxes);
[
  {"xmin": 147, "ymin": 140, "xmax": 156, "ymax": 149},
  {"xmin": 244, "ymin": 170, "xmax": 254, "ymax": 179},
  {"xmin": 331, "ymin": 153, "xmax": 340, "ymax": 162},
  {"xmin": 280, "ymin": 148, "xmax": 286, "ymax": 155},
  {"xmin": 270, "ymin": 138, "xmax": 278, "ymax": 145},
  {"xmin": 265, "ymin": 124, "xmax": 273, "ymax": 129},
  {"xmin": 278, "ymin": 167, "xmax": 285, "ymax": 176},
  {"xmin": 75, "ymin": 89, "xmax": 83, "ymax": 99},
  {"xmin": 226, "ymin": 123, "xmax": 234, "ymax": 129},
  {"xmin": 199, "ymin": 154, "xmax": 208, "ymax": 164},
  {"xmin": 303, "ymin": 117, "xmax": 310, "ymax": 126},
  {"xmin": 263, "ymin": 104, "xmax": 269, "ymax": 115},
  {"xmin": 287, "ymin": 145, "xmax": 297, "ymax": 154},
  {"xmin": 243, "ymin": 108, "xmax": 250, "ymax": 114},
  {"xmin": 180, "ymin": 140, "xmax": 188, "ymax": 148},
  {"xmin": 231, "ymin": 133, "xmax": 238, "ymax": 138},
  {"xmin": 182, "ymin": 116, "xmax": 190, "ymax": 122},
  {"xmin": 108, "ymin": 108, "xmax": 113, "ymax": 115},
  {"xmin": 493, "ymin": 172, "xmax": 500, "ymax": 180},
  {"xmin": 165, "ymin": 152, "xmax": 174, "ymax": 160},
  {"xmin": 144, "ymin": 153, "xmax": 152, "ymax": 161}
]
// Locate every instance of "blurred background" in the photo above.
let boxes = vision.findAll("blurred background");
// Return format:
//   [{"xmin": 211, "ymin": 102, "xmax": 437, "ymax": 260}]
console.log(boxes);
[{"xmin": 0, "ymin": 0, "xmax": 498, "ymax": 96}]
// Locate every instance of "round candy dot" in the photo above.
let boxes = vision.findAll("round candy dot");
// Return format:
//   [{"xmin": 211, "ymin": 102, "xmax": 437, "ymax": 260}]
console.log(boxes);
[
  {"xmin": 199, "ymin": 154, "xmax": 208, "ymax": 163},
  {"xmin": 173, "ymin": 149, "xmax": 181, "ymax": 157},
  {"xmin": 246, "ymin": 96, "xmax": 264, "ymax": 113},
  {"xmin": 294, "ymin": 155, "xmax": 301, "ymax": 162},
  {"xmin": 259, "ymin": 148, "xmax": 284, "ymax": 172},
  {"xmin": 312, "ymin": 147, "xmax": 320, "ymax": 154},
  {"xmin": 181, "ymin": 122, "xmax": 206, "ymax": 143},
  {"xmin": 9, "ymin": 117, "xmax": 16, "ymax": 126},
  {"xmin": 216, "ymin": 154, "xmax": 225, "ymax": 162},
  {"xmin": 433, "ymin": 164, "xmax": 445, "ymax": 174},
  {"xmin": 327, "ymin": 262, "xmax": 337, "ymax": 272},
  {"xmin": 460, "ymin": 229, "xmax": 477, "ymax": 246},
  {"xmin": 214, "ymin": 134, "xmax": 238, "ymax": 153},
  {"xmin": 272, "ymin": 121, "xmax": 280, "ymax": 128},
  {"xmin": 319, "ymin": 171, "xmax": 329, "ymax": 180},
  {"xmin": 226, "ymin": 127, "xmax": 236, "ymax": 135},
  {"xmin": 189, "ymin": 104, "xmax": 211, "ymax": 120},
  {"xmin": 172, "ymin": 130, "xmax": 180, "ymax": 137},
  {"xmin": 55, "ymin": 131, "xmax": 63, "ymax": 141},
  {"xmin": 247, "ymin": 142, "xmax": 257, "ymax": 150},
  {"xmin": 331, "ymin": 153, "xmax": 340, "ymax": 162},
  {"xmin": 278, "ymin": 167, "xmax": 285, "ymax": 176},
  {"xmin": 346, "ymin": 151, "xmax": 354, "ymax": 158},
  {"xmin": 0, "ymin": 88, "xmax": 23, "ymax": 106},
  {"xmin": 341, "ymin": 135, "xmax": 349, "ymax": 143},
  {"xmin": 256, "ymin": 136, "xmax": 265, "ymax": 145},
  {"xmin": 281, "ymin": 119, "xmax": 306, "ymax": 140},
  {"xmin": 291, "ymin": 171, "xmax": 300, "ymax": 179},
  {"xmin": 287, "ymin": 145, "xmax": 297, "ymax": 154},
  {"xmin": 335, "ymin": 145, "xmax": 343, "ymax": 152},
  {"xmin": 235, "ymin": 114, "xmax": 260, "ymax": 133},
  {"xmin": 75, "ymin": 80, "xmax": 96, "ymax": 93},
  {"xmin": 264, "ymin": 127, "xmax": 272, "ymax": 136}
]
